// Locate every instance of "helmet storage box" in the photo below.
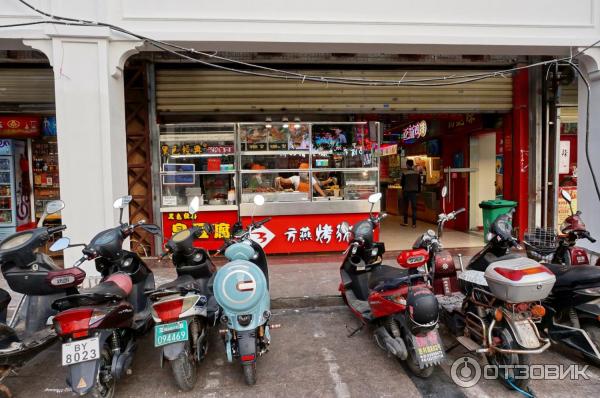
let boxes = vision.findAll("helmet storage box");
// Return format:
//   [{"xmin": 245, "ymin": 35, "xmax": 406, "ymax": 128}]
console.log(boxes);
[{"xmin": 484, "ymin": 258, "xmax": 555, "ymax": 303}]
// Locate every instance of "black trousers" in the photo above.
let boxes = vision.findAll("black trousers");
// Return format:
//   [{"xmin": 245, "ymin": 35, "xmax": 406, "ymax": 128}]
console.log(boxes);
[{"xmin": 403, "ymin": 191, "xmax": 417, "ymax": 226}]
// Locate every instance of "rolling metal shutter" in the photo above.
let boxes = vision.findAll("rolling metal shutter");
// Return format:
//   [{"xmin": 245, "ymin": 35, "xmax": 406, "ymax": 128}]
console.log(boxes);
[
  {"xmin": 0, "ymin": 68, "xmax": 54, "ymax": 104},
  {"xmin": 156, "ymin": 69, "xmax": 513, "ymax": 114}
]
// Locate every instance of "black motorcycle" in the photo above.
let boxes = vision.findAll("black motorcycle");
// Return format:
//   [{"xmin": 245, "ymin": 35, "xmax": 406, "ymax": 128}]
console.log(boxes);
[
  {"xmin": 147, "ymin": 197, "xmax": 220, "ymax": 391},
  {"xmin": 480, "ymin": 210, "xmax": 600, "ymax": 365},
  {"xmin": 50, "ymin": 196, "xmax": 161, "ymax": 397},
  {"xmin": 0, "ymin": 201, "xmax": 85, "ymax": 398}
]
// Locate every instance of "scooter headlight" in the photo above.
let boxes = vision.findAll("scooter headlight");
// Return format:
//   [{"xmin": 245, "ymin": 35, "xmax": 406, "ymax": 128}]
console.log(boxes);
[{"xmin": 237, "ymin": 314, "xmax": 252, "ymax": 326}]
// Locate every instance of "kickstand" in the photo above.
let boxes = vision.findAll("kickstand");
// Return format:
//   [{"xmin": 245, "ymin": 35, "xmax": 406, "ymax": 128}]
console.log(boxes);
[{"xmin": 346, "ymin": 323, "xmax": 364, "ymax": 338}]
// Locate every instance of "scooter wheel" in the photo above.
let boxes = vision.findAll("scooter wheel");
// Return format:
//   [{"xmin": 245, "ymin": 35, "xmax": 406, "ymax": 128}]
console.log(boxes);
[
  {"xmin": 171, "ymin": 350, "xmax": 198, "ymax": 391},
  {"xmin": 582, "ymin": 323, "xmax": 600, "ymax": 366},
  {"xmin": 488, "ymin": 328, "xmax": 530, "ymax": 390},
  {"xmin": 242, "ymin": 362, "xmax": 257, "ymax": 386}
]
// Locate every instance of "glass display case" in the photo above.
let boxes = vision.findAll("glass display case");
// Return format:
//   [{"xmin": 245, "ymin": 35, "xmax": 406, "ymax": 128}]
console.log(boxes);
[
  {"xmin": 239, "ymin": 122, "xmax": 379, "ymax": 204},
  {"xmin": 159, "ymin": 123, "xmax": 237, "ymax": 209}
]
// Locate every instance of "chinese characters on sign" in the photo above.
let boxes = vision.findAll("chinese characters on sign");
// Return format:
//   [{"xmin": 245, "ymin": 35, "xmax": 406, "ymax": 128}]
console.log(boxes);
[
  {"xmin": 166, "ymin": 212, "xmax": 231, "ymax": 240},
  {"xmin": 402, "ymin": 120, "xmax": 427, "ymax": 144},
  {"xmin": 284, "ymin": 223, "xmax": 349, "ymax": 244}
]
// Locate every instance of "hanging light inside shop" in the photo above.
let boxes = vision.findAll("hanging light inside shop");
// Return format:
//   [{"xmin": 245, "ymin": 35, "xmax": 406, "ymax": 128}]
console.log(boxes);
[
  {"xmin": 265, "ymin": 117, "xmax": 272, "ymax": 129},
  {"xmin": 293, "ymin": 117, "xmax": 301, "ymax": 129},
  {"xmin": 282, "ymin": 117, "xmax": 289, "ymax": 129}
]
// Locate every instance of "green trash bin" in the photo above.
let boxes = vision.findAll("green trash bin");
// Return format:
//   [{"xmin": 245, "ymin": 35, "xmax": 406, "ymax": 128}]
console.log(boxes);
[{"xmin": 479, "ymin": 200, "xmax": 517, "ymax": 243}]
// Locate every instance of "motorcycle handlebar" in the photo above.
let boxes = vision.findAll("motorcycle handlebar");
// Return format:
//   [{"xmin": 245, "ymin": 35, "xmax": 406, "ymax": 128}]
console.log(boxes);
[
  {"xmin": 47, "ymin": 225, "xmax": 67, "ymax": 234},
  {"xmin": 584, "ymin": 231, "xmax": 597, "ymax": 243},
  {"xmin": 254, "ymin": 217, "xmax": 272, "ymax": 228}
]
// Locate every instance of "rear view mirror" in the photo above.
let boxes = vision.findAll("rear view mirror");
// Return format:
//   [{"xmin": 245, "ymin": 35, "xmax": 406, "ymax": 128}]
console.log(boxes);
[
  {"xmin": 189, "ymin": 196, "xmax": 202, "ymax": 214},
  {"xmin": 140, "ymin": 224, "xmax": 161, "ymax": 235},
  {"xmin": 368, "ymin": 193, "xmax": 382, "ymax": 204},
  {"xmin": 441, "ymin": 186, "xmax": 448, "ymax": 198},
  {"xmin": 254, "ymin": 195, "xmax": 265, "ymax": 206},
  {"xmin": 113, "ymin": 195, "xmax": 132, "ymax": 209},
  {"xmin": 45, "ymin": 200, "xmax": 65, "ymax": 215},
  {"xmin": 203, "ymin": 223, "xmax": 215, "ymax": 235},
  {"xmin": 38, "ymin": 200, "xmax": 65, "ymax": 227},
  {"xmin": 561, "ymin": 189, "xmax": 572, "ymax": 203},
  {"xmin": 49, "ymin": 237, "xmax": 70, "ymax": 252}
]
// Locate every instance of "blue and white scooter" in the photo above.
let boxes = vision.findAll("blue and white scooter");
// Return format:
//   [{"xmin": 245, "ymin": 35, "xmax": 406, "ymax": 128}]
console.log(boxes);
[{"xmin": 213, "ymin": 194, "xmax": 271, "ymax": 386}]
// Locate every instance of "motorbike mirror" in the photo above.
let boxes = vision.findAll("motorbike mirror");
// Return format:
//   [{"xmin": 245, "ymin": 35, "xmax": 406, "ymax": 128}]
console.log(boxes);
[
  {"xmin": 189, "ymin": 196, "xmax": 202, "ymax": 215},
  {"xmin": 45, "ymin": 200, "xmax": 65, "ymax": 215},
  {"xmin": 253, "ymin": 194, "xmax": 265, "ymax": 206},
  {"xmin": 486, "ymin": 232, "xmax": 494, "ymax": 242},
  {"xmin": 203, "ymin": 223, "xmax": 215, "ymax": 235},
  {"xmin": 441, "ymin": 186, "xmax": 448, "ymax": 198},
  {"xmin": 113, "ymin": 195, "xmax": 132, "ymax": 209},
  {"xmin": 340, "ymin": 221, "xmax": 351, "ymax": 235},
  {"xmin": 50, "ymin": 237, "xmax": 70, "ymax": 252},
  {"xmin": 140, "ymin": 224, "xmax": 161, "ymax": 235},
  {"xmin": 368, "ymin": 192, "xmax": 382, "ymax": 204},
  {"xmin": 38, "ymin": 200, "xmax": 65, "ymax": 227},
  {"xmin": 113, "ymin": 195, "xmax": 132, "ymax": 224},
  {"xmin": 561, "ymin": 189, "xmax": 572, "ymax": 203}
]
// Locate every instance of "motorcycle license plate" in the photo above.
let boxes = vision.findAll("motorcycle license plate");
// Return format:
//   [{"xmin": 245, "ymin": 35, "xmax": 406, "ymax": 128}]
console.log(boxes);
[
  {"xmin": 411, "ymin": 331, "xmax": 445, "ymax": 366},
  {"xmin": 154, "ymin": 320, "xmax": 188, "ymax": 347},
  {"xmin": 62, "ymin": 337, "xmax": 100, "ymax": 366}
]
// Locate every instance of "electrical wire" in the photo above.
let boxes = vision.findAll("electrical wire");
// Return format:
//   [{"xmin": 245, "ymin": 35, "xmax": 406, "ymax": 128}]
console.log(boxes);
[
  {"xmin": 8, "ymin": 0, "xmax": 576, "ymax": 87},
  {"xmin": 9, "ymin": 0, "xmax": 600, "ymax": 203}
]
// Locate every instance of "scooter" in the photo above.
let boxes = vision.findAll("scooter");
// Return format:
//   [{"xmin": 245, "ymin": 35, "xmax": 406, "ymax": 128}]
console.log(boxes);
[
  {"xmin": 339, "ymin": 192, "xmax": 445, "ymax": 378},
  {"xmin": 147, "ymin": 197, "xmax": 219, "ymax": 391},
  {"xmin": 0, "ymin": 201, "xmax": 85, "ymax": 398},
  {"xmin": 524, "ymin": 189, "xmax": 596, "ymax": 265},
  {"xmin": 213, "ymin": 194, "xmax": 271, "ymax": 386},
  {"xmin": 50, "ymin": 196, "xmax": 161, "ymax": 397},
  {"xmin": 414, "ymin": 187, "xmax": 555, "ymax": 390}
]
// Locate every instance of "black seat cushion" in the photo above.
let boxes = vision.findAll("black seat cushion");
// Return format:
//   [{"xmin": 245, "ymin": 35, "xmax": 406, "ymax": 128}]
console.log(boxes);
[
  {"xmin": 52, "ymin": 279, "xmax": 129, "ymax": 311},
  {"xmin": 545, "ymin": 263, "xmax": 600, "ymax": 290},
  {"xmin": 368, "ymin": 264, "xmax": 409, "ymax": 290}
]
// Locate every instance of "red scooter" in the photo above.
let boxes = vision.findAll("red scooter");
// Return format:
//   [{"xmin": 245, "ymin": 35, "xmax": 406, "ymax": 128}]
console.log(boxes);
[
  {"xmin": 339, "ymin": 193, "xmax": 444, "ymax": 378},
  {"xmin": 525, "ymin": 189, "xmax": 596, "ymax": 265}
]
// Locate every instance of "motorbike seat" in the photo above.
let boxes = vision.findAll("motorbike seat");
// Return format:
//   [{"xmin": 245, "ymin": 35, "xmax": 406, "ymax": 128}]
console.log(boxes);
[
  {"xmin": 544, "ymin": 263, "xmax": 600, "ymax": 290},
  {"xmin": 368, "ymin": 264, "xmax": 409, "ymax": 290},
  {"xmin": 158, "ymin": 274, "xmax": 207, "ymax": 293},
  {"xmin": 52, "ymin": 273, "xmax": 132, "ymax": 311}
]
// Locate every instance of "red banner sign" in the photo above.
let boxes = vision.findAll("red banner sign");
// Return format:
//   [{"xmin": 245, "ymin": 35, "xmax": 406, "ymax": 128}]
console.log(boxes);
[
  {"xmin": 0, "ymin": 116, "xmax": 41, "ymax": 138},
  {"xmin": 161, "ymin": 211, "xmax": 377, "ymax": 254}
]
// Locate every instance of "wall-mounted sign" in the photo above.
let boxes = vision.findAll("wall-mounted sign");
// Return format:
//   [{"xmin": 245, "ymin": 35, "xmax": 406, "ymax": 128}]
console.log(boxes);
[
  {"xmin": 559, "ymin": 140, "xmax": 571, "ymax": 174},
  {"xmin": 0, "ymin": 116, "xmax": 41, "ymax": 138},
  {"xmin": 42, "ymin": 116, "xmax": 57, "ymax": 136},
  {"xmin": 402, "ymin": 120, "xmax": 427, "ymax": 144}
]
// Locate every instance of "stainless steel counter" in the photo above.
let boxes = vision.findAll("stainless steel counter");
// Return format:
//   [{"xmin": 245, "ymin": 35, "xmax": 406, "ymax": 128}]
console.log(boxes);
[{"xmin": 240, "ymin": 200, "xmax": 379, "ymax": 216}]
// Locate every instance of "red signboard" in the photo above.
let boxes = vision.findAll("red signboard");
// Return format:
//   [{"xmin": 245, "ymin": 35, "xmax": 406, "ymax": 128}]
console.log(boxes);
[
  {"xmin": 161, "ymin": 211, "xmax": 376, "ymax": 254},
  {"xmin": 0, "ymin": 116, "xmax": 41, "ymax": 138},
  {"xmin": 162, "ymin": 210, "xmax": 238, "ymax": 251}
]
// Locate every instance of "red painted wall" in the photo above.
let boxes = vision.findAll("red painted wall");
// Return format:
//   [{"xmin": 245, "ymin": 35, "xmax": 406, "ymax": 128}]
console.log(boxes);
[{"xmin": 510, "ymin": 69, "xmax": 529, "ymax": 239}]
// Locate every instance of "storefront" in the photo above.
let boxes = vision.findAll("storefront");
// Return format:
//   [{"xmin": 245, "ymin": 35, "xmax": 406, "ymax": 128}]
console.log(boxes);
[
  {"xmin": 158, "ymin": 122, "xmax": 380, "ymax": 253},
  {"xmin": 151, "ymin": 64, "xmax": 527, "ymax": 250},
  {"xmin": 0, "ymin": 115, "xmax": 61, "ymax": 240}
]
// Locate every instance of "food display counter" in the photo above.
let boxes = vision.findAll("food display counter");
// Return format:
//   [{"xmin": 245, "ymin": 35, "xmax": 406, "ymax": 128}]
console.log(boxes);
[{"xmin": 159, "ymin": 122, "xmax": 381, "ymax": 253}]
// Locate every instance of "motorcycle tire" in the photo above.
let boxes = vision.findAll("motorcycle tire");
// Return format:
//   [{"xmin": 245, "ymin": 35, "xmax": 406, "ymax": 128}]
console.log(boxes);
[
  {"xmin": 242, "ymin": 362, "xmax": 257, "ymax": 386},
  {"xmin": 581, "ymin": 323, "xmax": 600, "ymax": 366},
  {"xmin": 85, "ymin": 347, "xmax": 115, "ymax": 398},
  {"xmin": 171, "ymin": 350, "xmax": 197, "ymax": 392},
  {"xmin": 488, "ymin": 328, "xmax": 530, "ymax": 390}
]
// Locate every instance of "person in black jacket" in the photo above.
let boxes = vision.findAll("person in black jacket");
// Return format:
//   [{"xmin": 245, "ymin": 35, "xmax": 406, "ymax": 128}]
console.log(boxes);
[{"xmin": 401, "ymin": 159, "xmax": 421, "ymax": 228}]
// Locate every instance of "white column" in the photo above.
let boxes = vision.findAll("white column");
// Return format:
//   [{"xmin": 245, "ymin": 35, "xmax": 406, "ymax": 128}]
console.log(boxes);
[
  {"xmin": 577, "ymin": 48, "xmax": 600, "ymax": 254},
  {"xmin": 24, "ymin": 27, "xmax": 142, "ymax": 275}
]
